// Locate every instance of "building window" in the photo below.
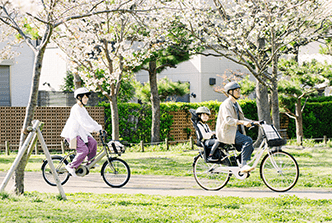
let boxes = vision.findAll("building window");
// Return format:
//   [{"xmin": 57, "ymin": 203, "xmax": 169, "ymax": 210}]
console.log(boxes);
[{"xmin": 0, "ymin": 65, "xmax": 11, "ymax": 106}]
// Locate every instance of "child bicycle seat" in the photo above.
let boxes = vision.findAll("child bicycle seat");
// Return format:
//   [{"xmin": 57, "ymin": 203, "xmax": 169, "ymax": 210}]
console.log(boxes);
[{"xmin": 189, "ymin": 109, "xmax": 204, "ymax": 147}]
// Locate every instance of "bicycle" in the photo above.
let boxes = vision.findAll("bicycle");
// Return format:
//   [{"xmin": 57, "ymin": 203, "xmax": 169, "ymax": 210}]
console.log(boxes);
[
  {"xmin": 190, "ymin": 109, "xmax": 299, "ymax": 192},
  {"xmin": 41, "ymin": 130, "xmax": 130, "ymax": 188}
]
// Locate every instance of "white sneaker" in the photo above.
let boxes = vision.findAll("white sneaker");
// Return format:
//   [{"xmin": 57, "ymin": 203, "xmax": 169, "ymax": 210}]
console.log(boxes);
[
  {"xmin": 65, "ymin": 165, "xmax": 77, "ymax": 177},
  {"xmin": 240, "ymin": 164, "xmax": 254, "ymax": 173}
]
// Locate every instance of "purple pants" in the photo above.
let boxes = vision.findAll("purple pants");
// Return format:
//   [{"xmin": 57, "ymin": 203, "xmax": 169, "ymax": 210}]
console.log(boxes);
[{"xmin": 68, "ymin": 136, "xmax": 97, "ymax": 169}]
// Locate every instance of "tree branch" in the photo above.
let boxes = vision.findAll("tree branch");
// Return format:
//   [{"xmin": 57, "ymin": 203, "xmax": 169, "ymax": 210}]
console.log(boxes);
[{"xmin": 284, "ymin": 107, "xmax": 297, "ymax": 119}]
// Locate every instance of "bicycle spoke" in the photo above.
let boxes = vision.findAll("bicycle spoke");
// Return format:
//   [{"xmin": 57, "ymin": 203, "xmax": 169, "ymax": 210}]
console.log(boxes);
[
  {"xmin": 260, "ymin": 151, "xmax": 299, "ymax": 192},
  {"xmin": 193, "ymin": 154, "xmax": 230, "ymax": 191}
]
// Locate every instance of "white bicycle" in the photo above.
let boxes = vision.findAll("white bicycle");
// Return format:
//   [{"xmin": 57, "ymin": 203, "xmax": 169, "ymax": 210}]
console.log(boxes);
[
  {"xmin": 41, "ymin": 131, "xmax": 130, "ymax": 188},
  {"xmin": 192, "ymin": 120, "xmax": 299, "ymax": 192}
]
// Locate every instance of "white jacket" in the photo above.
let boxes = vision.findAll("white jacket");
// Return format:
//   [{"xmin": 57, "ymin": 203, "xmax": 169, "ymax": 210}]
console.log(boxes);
[
  {"xmin": 216, "ymin": 98, "xmax": 251, "ymax": 144},
  {"xmin": 61, "ymin": 104, "xmax": 102, "ymax": 143}
]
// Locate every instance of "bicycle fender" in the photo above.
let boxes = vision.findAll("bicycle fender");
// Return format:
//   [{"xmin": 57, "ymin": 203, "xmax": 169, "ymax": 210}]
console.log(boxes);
[{"xmin": 193, "ymin": 154, "xmax": 202, "ymax": 166}]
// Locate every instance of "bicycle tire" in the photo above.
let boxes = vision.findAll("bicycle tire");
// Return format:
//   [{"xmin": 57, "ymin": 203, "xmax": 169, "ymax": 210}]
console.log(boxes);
[
  {"xmin": 260, "ymin": 150, "xmax": 299, "ymax": 192},
  {"xmin": 101, "ymin": 158, "xmax": 130, "ymax": 188},
  {"xmin": 41, "ymin": 156, "xmax": 70, "ymax": 187},
  {"xmin": 193, "ymin": 153, "xmax": 231, "ymax": 191}
]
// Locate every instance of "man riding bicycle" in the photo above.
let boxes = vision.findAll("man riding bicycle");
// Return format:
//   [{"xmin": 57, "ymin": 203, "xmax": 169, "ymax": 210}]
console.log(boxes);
[{"xmin": 215, "ymin": 82, "xmax": 259, "ymax": 172}]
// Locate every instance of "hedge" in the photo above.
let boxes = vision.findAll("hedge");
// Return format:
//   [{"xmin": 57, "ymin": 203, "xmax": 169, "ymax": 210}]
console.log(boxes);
[
  {"xmin": 100, "ymin": 98, "xmax": 332, "ymax": 143},
  {"xmin": 287, "ymin": 101, "xmax": 332, "ymax": 139},
  {"xmin": 100, "ymin": 99, "xmax": 258, "ymax": 143}
]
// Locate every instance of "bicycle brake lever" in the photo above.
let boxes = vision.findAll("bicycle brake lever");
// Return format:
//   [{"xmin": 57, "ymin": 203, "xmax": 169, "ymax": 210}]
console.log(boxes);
[{"xmin": 248, "ymin": 122, "xmax": 256, "ymax": 130}]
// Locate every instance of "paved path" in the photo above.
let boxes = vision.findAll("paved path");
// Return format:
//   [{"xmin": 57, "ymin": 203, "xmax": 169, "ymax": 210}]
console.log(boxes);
[{"xmin": 1, "ymin": 172, "xmax": 331, "ymax": 200}]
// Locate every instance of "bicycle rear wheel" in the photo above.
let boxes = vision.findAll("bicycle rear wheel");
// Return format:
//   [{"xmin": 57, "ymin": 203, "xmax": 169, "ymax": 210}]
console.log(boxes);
[
  {"xmin": 41, "ymin": 156, "xmax": 70, "ymax": 186},
  {"xmin": 260, "ymin": 150, "xmax": 299, "ymax": 192},
  {"xmin": 193, "ymin": 153, "xmax": 231, "ymax": 191},
  {"xmin": 101, "ymin": 158, "xmax": 130, "ymax": 188}
]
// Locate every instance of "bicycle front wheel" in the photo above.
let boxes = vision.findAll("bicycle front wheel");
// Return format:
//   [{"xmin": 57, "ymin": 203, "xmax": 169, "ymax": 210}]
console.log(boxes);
[
  {"xmin": 41, "ymin": 156, "xmax": 70, "ymax": 186},
  {"xmin": 260, "ymin": 150, "xmax": 299, "ymax": 192},
  {"xmin": 101, "ymin": 158, "xmax": 130, "ymax": 188},
  {"xmin": 193, "ymin": 153, "xmax": 231, "ymax": 191}
]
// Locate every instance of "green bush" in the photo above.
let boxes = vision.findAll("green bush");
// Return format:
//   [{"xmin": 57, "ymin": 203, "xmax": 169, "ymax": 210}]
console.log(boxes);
[
  {"xmin": 100, "ymin": 99, "xmax": 258, "ymax": 143},
  {"xmin": 101, "ymin": 97, "xmax": 331, "ymax": 143},
  {"xmin": 287, "ymin": 101, "xmax": 332, "ymax": 139}
]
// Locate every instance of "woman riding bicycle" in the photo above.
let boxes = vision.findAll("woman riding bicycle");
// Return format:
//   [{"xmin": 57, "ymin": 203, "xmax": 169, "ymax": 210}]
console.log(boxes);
[
  {"xmin": 61, "ymin": 87, "xmax": 103, "ymax": 177},
  {"xmin": 215, "ymin": 82, "xmax": 259, "ymax": 172}
]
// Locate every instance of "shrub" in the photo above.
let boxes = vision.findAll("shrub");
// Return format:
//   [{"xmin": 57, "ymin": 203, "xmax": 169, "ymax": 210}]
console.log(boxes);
[{"xmin": 100, "ymin": 99, "xmax": 258, "ymax": 143}]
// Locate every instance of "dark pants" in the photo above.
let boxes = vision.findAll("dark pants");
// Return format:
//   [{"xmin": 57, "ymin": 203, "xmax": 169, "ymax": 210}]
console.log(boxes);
[
  {"xmin": 235, "ymin": 131, "xmax": 254, "ymax": 163},
  {"xmin": 204, "ymin": 139, "xmax": 217, "ymax": 149}
]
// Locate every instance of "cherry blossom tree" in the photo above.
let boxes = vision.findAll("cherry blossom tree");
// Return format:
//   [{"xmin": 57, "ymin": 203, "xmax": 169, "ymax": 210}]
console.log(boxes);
[
  {"xmin": 178, "ymin": 0, "xmax": 332, "ymax": 129},
  {"xmin": 0, "ymin": 0, "xmax": 133, "ymax": 194},
  {"xmin": 52, "ymin": 0, "xmax": 166, "ymax": 140},
  {"xmin": 132, "ymin": 16, "xmax": 199, "ymax": 143}
]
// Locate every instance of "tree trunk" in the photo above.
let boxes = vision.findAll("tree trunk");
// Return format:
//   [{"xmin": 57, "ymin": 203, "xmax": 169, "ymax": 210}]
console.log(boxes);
[
  {"xmin": 270, "ymin": 29, "xmax": 280, "ymax": 130},
  {"xmin": 15, "ymin": 48, "xmax": 46, "ymax": 194},
  {"xmin": 295, "ymin": 98, "xmax": 303, "ymax": 144},
  {"xmin": 149, "ymin": 60, "xmax": 161, "ymax": 143},
  {"xmin": 270, "ymin": 83, "xmax": 280, "ymax": 130},
  {"xmin": 256, "ymin": 80, "xmax": 271, "ymax": 123},
  {"xmin": 110, "ymin": 93, "xmax": 120, "ymax": 140},
  {"xmin": 254, "ymin": 38, "xmax": 272, "ymax": 147},
  {"xmin": 253, "ymin": 80, "xmax": 272, "ymax": 147}
]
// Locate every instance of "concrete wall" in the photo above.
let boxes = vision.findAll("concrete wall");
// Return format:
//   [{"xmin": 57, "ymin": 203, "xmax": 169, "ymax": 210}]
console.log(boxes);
[
  {"xmin": 39, "ymin": 43, "xmax": 67, "ymax": 92},
  {"xmin": 0, "ymin": 42, "xmax": 34, "ymax": 106}
]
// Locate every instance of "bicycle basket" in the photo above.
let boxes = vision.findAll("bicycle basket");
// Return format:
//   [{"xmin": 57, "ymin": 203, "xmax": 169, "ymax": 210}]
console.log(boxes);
[
  {"xmin": 261, "ymin": 124, "xmax": 287, "ymax": 147},
  {"xmin": 107, "ymin": 141, "xmax": 126, "ymax": 154}
]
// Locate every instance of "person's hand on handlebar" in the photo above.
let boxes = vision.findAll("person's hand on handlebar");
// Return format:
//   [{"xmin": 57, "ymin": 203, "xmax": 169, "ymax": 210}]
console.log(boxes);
[
  {"xmin": 238, "ymin": 120, "xmax": 252, "ymax": 127},
  {"xmin": 97, "ymin": 130, "xmax": 107, "ymax": 136},
  {"xmin": 238, "ymin": 120, "xmax": 260, "ymax": 128}
]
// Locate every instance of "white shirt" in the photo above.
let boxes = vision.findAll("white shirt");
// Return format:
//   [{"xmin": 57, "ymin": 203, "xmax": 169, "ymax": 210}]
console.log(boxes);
[
  {"xmin": 61, "ymin": 104, "xmax": 102, "ymax": 143},
  {"xmin": 197, "ymin": 122, "xmax": 214, "ymax": 140}
]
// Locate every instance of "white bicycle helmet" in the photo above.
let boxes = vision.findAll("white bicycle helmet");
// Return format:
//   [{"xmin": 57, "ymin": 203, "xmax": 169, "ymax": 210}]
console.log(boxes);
[
  {"xmin": 74, "ymin": 87, "xmax": 91, "ymax": 99},
  {"xmin": 196, "ymin": 106, "xmax": 211, "ymax": 115}
]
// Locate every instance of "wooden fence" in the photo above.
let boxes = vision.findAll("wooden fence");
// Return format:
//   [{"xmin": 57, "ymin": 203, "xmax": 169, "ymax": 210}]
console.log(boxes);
[{"xmin": 0, "ymin": 107, "xmax": 105, "ymax": 151}]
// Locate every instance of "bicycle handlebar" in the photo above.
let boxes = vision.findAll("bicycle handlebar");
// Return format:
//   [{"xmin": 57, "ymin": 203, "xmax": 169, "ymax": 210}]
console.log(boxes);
[
  {"xmin": 98, "ymin": 130, "xmax": 107, "ymax": 145},
  {"xmin": 248, "ymin": 120, "xmax": 266, "ymax": 130}
]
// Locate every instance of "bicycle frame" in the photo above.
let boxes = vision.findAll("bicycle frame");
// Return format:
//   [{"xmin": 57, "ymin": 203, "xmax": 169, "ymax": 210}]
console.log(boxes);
[
  {"xmin": 207, "ymin": 125, "xmax": 281, "ymax": 180},
  {"xmin": 53, "ymin": 132, "xmax": 121, "ymax": 177}
]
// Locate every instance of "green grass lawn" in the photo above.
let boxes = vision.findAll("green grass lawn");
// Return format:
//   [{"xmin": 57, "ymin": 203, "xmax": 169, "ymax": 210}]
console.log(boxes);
[
  {"xmin": 1, "ymin": 142, "xmax": 332, "ymax": 222},
  {"xmin": 0, "ymin": 192, "xmax": 332, "ymax": 222}
]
